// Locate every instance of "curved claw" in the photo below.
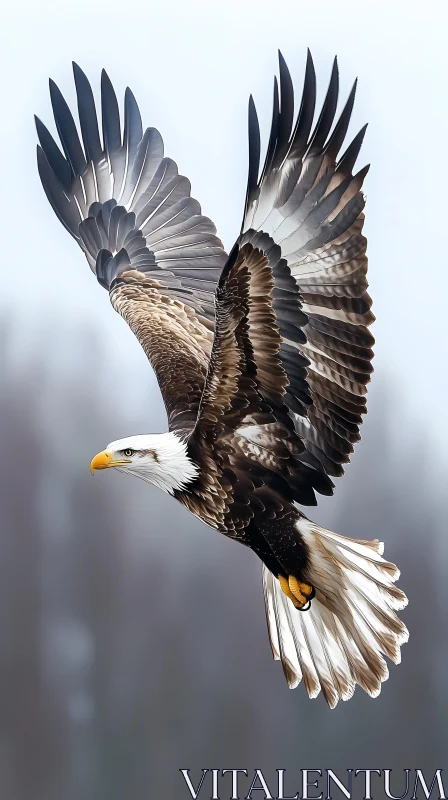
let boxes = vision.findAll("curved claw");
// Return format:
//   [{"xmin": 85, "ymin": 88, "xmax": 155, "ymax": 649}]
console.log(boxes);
[{"xmin": 279, "ymin": 574, "xmax": 315, "ymax": 611}]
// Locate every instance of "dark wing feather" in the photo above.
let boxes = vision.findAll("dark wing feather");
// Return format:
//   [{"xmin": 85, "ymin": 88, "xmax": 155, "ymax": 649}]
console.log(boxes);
[
  {"xmin": 49, "ymin": 78, "xmax": 87, "ymax": 177},
  {"xmin": 73, "ymin": 62, "xmax": 103, "ymax": 164},
  {"xmin": 35, "ymin": 116, "xmax": 72, "ymax": 190}
]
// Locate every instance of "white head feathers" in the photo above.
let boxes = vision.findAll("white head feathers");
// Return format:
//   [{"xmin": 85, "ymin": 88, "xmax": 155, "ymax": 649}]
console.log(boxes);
[{"xmin": 107, "ymin": 432, "xmax": 199, "ymax": 494}]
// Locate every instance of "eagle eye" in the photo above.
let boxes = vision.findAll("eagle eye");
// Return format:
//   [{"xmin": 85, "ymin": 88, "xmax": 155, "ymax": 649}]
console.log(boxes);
[{"xmin": 123, "ymin": 448, "xmax": 134, "ymax": 458}]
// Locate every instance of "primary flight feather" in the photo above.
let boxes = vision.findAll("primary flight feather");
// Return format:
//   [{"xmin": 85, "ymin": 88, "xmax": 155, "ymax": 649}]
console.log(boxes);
[{"xmin": 36, "ymin": 51, "xmax": 408, "ymax": 707}]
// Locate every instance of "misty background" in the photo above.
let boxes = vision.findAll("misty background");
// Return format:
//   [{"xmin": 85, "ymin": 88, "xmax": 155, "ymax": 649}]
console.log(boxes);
[{"xmin": 1, "ymin": 1, "xmax": 447, "ymax": 798}]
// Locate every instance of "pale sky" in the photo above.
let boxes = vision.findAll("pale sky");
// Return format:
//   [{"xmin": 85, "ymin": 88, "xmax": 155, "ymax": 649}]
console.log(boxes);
[{"xmin": 1, "ymin": 0, "xmax": 447, "ymax": 468}]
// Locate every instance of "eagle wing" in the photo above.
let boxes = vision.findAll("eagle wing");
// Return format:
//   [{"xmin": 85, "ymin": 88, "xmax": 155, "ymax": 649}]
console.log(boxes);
[
  {"xmin": 243, "ymin": 51, "xmax": 372, "ymax": 478},
  {"xmin": 36, "ymin": 63, "xmax": 227, "ymax": 432},
  {"xmin": 189, "ymin": 50, "xmax": 372, "ymax": 519}
]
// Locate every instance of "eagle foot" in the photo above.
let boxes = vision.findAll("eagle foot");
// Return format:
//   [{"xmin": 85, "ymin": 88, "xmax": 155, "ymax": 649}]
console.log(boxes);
[{"xmin": 279, "ymin": 574, "xmax": 315, "ymax": 611}]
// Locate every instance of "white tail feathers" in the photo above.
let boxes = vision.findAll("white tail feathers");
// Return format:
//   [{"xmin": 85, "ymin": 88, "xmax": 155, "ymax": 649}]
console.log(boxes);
[{"xmin": 262, "ymin": 519, "xmax": 408, "ymax": 708}]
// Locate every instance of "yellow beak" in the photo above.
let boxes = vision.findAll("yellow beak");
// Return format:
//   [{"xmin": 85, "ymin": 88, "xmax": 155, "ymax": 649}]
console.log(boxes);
[{"xmin": 90, "ymin": 450, "xmax": 131, "ymax": 475}]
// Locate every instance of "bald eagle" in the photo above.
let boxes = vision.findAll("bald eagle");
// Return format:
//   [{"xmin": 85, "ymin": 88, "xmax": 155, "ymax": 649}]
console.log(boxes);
[{"xmin": 36, "ymin": 51, "xmax": 408, "ymax": 707}]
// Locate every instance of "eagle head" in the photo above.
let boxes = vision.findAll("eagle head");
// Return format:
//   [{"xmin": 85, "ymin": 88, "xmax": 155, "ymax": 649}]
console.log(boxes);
[{"xmin": 89, "ymin": 432, "xmax": 198, "ymax": 494}]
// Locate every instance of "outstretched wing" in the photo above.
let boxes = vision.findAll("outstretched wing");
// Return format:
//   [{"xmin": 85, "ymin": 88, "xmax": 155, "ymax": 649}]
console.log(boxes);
[
  {"xmin": 36, "ymin": 63, "xmax": 228, "ymax": 432},
  {"xmin": 243, "ymin": 50, "xmax": 372, "ymax": 478},
  {"xmin": 189, "ymin": 49, "xmax": 372, "ymax": 520}
]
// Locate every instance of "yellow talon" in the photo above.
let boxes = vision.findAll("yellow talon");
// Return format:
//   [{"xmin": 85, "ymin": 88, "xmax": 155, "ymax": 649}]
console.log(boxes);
[
  {"xmin": 279, "ymin": 574, "xmax": 315, "ymax": 610},
  {"xmin": 289, "ymin": 576, "xmax": 314, "ymax": 604},
  {"xmin": 279, "ymin": 574, "xmax": 298, "ymax": 605}
]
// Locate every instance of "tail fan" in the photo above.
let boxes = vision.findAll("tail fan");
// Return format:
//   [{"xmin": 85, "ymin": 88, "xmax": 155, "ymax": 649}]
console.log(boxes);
[{"xmin": 263, "ymin": 519, "xmax": 408, "ymax": 708}]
